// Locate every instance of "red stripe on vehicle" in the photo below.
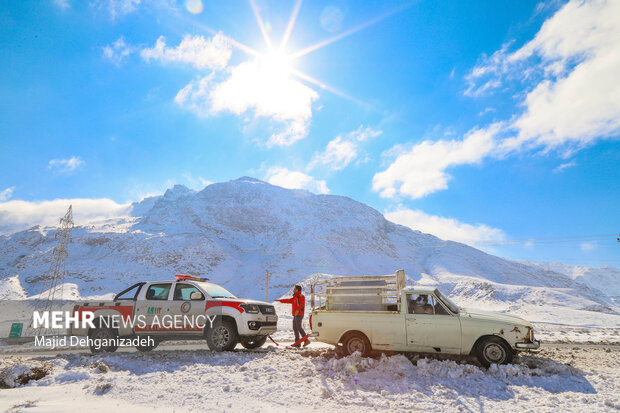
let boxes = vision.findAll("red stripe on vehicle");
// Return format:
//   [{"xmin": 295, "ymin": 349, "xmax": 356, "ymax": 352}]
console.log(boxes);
[{"xmin": 205, "ymin": 301, "xmax": 244, "ymax": 313}]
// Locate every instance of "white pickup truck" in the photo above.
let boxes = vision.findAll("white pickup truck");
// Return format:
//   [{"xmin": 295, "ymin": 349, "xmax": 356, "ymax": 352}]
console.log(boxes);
[
  {"xmin": 68, "ymin": 275, "xmax": 277, "ymax": 353},
  {"xmin": 309, "ymin": 271, "xmax": 540, "ymax": 367}
]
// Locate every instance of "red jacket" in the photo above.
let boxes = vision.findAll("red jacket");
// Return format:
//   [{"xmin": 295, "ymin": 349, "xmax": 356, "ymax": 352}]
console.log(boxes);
[{"xmin": 279, "ymin": 291, "xmax": 305, "ymax": 316}]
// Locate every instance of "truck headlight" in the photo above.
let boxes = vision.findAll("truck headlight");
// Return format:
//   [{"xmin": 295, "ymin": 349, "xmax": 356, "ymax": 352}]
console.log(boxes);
[
  {"xmin": 529, "ymin": 327, "xmax": 535, "ymax": 342},
  {"xmin": 240, "ymin": 304, "xmax": 259, "ymax": 314}
]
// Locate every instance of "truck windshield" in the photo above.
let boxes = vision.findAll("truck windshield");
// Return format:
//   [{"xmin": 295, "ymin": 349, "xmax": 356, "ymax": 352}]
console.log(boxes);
[
  {"xmin": 434, "ymin": 289, "xmax": 459, "ymax": 314},
  {"xmin": 196, "ymin": 282, "xmax": 237, "ymax": 299}
]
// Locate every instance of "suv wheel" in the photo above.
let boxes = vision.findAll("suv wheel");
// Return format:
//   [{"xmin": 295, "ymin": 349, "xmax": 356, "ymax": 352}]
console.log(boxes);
[
  {"xmin": 206, "ymin": 320, "xmax": 238, "ymax": 351},
  {"xmin": 476, "ymin": 336, "xmax": 513, "ymax": 367}
]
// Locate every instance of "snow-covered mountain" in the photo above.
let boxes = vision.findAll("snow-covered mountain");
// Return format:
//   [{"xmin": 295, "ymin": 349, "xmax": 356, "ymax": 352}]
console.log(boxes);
[
  {"xmin": 525, "ymin": 262, "xmax": 620, "ymax": 307},
  {"xmin": 0, "ymin": 177, "xmax": 617, "ymax": 324}
]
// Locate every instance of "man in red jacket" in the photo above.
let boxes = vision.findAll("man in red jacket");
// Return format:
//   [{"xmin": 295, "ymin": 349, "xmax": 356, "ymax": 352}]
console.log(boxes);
[{"xmin": 276, "ymin": 285, "xmax": 310, "ymax": 347}]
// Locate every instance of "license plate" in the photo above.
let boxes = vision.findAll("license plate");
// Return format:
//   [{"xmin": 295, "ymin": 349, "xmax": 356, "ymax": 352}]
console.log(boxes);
[{"xmin": 267, "ymin": 315, "xmax": 277, "ymax": 322}]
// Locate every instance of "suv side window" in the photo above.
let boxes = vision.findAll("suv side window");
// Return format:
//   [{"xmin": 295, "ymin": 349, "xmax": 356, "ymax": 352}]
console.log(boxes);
[
  {"xmin": 145, "ymin": 283, "xmax": 172, "ymax": 300},
  {"xmin": 174, "ymin": 283, "xmax": 204, "ymax": 301}
]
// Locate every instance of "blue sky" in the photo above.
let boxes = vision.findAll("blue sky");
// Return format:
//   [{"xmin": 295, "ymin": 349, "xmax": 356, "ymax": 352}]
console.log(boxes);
[{"xmin": 0, "ymin": 0, "xmax": 618, "ymax": 267}]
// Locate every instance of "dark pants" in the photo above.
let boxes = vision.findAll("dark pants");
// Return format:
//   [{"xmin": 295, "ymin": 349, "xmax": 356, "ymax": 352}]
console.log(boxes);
[{"xmin": 293, "ymin": 315, "xmax": 306, "ymax": 342}]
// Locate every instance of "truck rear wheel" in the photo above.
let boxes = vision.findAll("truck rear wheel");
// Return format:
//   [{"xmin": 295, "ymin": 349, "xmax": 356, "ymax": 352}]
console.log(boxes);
[
  {"xmin": 206, "ymin": 320, "xmax": 238, "ymax": 351},
  {"xmin": 88, "ymin": 327, "xmax": 118, "ymax": 354},
  {"xmin": 342, "ymin": 332, "xmax": 371, "ymax": 357},
  {"xmin": 240, "ymin": 336, "xmax": 268, "ymax": 349},
  {"xmin": 476, "ymin": 336, "xmax": 513, "ymax": 367}
]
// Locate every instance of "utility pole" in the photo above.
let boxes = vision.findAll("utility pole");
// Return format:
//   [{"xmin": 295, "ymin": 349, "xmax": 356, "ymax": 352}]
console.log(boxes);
[{"xmin": 265, "ymin": 269, "xmax": 270, "ymax": 302}]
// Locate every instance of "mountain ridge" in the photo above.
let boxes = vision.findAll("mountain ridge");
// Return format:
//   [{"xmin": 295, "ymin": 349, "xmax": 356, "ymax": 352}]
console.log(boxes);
[{"xmin": 0, "ymin": 178, "xmax": 616, "ymax": 320}]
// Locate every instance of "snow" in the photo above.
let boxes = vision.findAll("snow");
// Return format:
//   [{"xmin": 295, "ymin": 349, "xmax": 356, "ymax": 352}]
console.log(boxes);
[
  {"xmin": 0, "ymin": 275, "xmax": 26, "ymax": 299},
  {"xmin": 1, "ymin": 345, "xmax": 618, "ymax": 412}
]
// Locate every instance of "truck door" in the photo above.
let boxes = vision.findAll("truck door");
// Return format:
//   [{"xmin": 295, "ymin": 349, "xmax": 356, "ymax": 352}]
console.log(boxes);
[
  {"xmin": 134, "ymin": 283, "xmax": 172, "ymax": 335},
  {"xmin": 165, "ymin": 282, "xmax": 208, "ymax": 335},
  {"xmin": 405, "ymin": 293, "xmax": 461, "ymax": 353}
]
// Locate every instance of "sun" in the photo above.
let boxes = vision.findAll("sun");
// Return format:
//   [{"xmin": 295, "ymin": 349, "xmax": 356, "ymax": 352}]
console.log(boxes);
[{"xmin": 260, "ymin": 51, "xmax": 293, "ymax": 77}]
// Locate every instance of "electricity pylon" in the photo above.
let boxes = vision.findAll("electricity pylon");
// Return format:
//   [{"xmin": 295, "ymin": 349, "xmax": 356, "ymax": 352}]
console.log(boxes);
[{"xmin": 31, "ymin": 205, "xmax": 74, "ymax": 335}]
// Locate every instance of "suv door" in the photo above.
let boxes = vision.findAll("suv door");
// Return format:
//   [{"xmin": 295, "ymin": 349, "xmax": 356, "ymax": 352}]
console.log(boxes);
[{"xmin": 405, "ymin": 293, "xmax": 461, "ymax": 353}]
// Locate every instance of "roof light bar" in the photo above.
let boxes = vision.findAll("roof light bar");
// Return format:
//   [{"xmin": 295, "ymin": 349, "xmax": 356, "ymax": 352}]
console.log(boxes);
[{"xmin": 175, "ymin": 274, "xmax": 210, "ymax": 282}]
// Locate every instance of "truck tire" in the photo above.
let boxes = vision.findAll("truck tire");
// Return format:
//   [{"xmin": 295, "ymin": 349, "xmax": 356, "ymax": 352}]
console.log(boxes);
[
  {"xmin": 476, "ymin": 336, "xmax": 513, "ymax": 367},
  {"xmin": 206, "ymin": 320, "xmax": 238, "ymax": 351},
  {"xmin": 88, "ymin": 327, "xmax": 118, "ymax": 354},
  {"xmin": 136, "ymin": 337, "xmax": 159, "ymax": 352},
  {"xmin": 240, "ymin": 336, "xmax": 268, "ymax": 349},
  {"xmin": 342, "ymin": 332, "xmax": 371, "ymax": 357}
]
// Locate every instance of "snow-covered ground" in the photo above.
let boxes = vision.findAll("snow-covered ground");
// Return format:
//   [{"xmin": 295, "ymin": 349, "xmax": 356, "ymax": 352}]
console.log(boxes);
[{"xmin": 1, "ymin": 344, "xmax": 619, "ymax": 412}]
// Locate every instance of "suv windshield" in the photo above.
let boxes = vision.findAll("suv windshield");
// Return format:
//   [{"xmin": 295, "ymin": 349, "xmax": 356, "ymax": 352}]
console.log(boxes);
[
  {"xmin": 196, "ymin": 282, "xmax": 237, "ymax": 299},
  {"xmin": 434, "ymin": 289, "xmax": 459, "ymax": 314}
]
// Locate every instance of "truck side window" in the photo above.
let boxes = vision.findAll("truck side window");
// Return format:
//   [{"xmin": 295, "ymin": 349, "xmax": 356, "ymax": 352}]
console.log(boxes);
[
  {"xmin": 145, "ymin": 283, "xmax": 172, "ymax": 300},
  {"xmin": 115, "ymin": 283, "xmax": 144, "ymax": 301},
  {"xmin": 174, "ymin": 283, "xmax": 204, "ymax": 301},
  {"xmin": 433, "ymin": 297, "xmax": 450, "ymax": 315},
  {"xmin": 407, "ymin": 294, "xmax": 433, "ymax": 314}
]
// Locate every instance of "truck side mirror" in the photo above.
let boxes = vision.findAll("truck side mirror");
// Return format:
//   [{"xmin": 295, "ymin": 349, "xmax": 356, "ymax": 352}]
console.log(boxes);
[{"xmin": 190, "ymin": 291, "xmax": 204, "ymax": 300}]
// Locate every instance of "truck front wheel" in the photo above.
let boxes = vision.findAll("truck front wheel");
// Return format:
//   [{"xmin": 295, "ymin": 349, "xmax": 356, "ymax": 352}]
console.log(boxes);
[
  {"xmin": 476, "ymin": 336, "xmax": 513, "ymax": 367},
  {"xmin": 342, "ymin": 332, "xmax": 371, "ymax": 357},
  {"xmin": 206, "ymin": 320, "xmax": 238, "ymax": 351}
]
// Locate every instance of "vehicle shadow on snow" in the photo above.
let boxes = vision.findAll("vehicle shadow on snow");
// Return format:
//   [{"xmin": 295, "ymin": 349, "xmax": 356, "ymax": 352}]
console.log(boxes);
[
  {"xmin": 33, "ymin": 347, "xmax": 278, "ymax": 376},
  {"xmin": 306, "ymin": 349, "xmax": 596, "ymax": 402}
]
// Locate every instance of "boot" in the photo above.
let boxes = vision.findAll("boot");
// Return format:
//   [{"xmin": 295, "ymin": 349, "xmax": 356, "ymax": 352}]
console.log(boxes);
[{"xmin": 303, "ymin": 339, "xmax": 311, "ymax": 347}]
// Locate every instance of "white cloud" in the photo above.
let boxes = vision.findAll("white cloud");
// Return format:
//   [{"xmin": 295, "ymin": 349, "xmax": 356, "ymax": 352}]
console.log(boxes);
[
  {"xmin": 141, "ymin": 34, "xmax": 232, "ymax": 70},
  {"xmin": 0, "ymin": 187, "xmax": 15, "ymax": 202},
  {"xmin": 182, "ymin": 173, "xmax": 212, "ymax": 190},
  {"xmin": 580, "ymin": 241, "xmax": 597, "ymax": 252},
  {"xmin": 265, "ymin": 167, "xmax": 329, "ymax": 194},
  {"xmin": 552, "ymin": 161, "xmax": 577, "ymax": 173},
  {"xmin": 53, "ymin": 0, "xmax": 70, "ymax": 10},
  {"xmin": 308, "ymin": 125, "xmax": 382, "ymax": 171},
  {"xmin": 467, "ymin": 0, "xmax": 620, "ymax": 152},
  {"xmin": 0, "ymin": 198, "xmax": 131, "ymax": 235},
  {"xmin": 102, "ymin": 0, "xmax": 140, "ymax": 19},
  {"xmin": 372, "ymin": 123, "xmax": 502, "ymax": 199},
  {"xmin": 48, "ymin": 156, "xmax": 85, "ymax": 174},
  {"xmin": 464, "ymin": 42, "xmax": 513, "ymax": 97},
  {"xmin": 385, "ymin": 206, "xmax": 505, "ymax": 247},
  {"xmin": 92, "ymin": 0, "xmax": 175, "ymax": 19},
  {"xmin": 102, "ymin": 36, "xmax": 134, "ymax": 66}
]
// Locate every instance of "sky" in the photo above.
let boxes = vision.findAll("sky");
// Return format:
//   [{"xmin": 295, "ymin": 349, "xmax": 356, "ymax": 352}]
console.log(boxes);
[{"xmin": 0, "ymin": 0, "xmax": 619, "ymax": 268}]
